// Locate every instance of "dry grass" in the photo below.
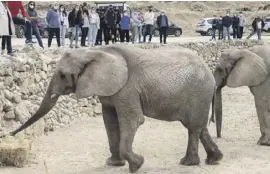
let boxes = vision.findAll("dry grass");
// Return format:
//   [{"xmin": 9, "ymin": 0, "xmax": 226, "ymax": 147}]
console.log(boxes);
[{"xmin": 0, "ymin": 134, "xmax": 32, "ymax": 168}]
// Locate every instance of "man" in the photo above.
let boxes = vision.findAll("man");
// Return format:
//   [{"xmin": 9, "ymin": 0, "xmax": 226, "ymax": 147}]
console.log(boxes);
[
  {"xmin": 114, "ymin": 7, "xmax": 121, "ymax": 42},
  {"xmin": 7, "ymin": 1, "xmax": 33, "ymax": 43},
  {"xmin": 232, "ymin": 13, "xmax": 240, "ymax": 39},
  {"xmin": 210, "ymin": 15, "xmax": 218, "ymax": 41},
  {"xmin": 104, "ymin": 5, "xmax": 116, "ymax": 45},
  {"xmin": 246, "ymin": 16, "xmax": 265, "ymax": 40},
  {"xmin": 217, "ymin": 16, "xmax": 223, "ymax": 40},
  {"xmin": 222, "ymin": 11, "xmax": 232, "ymax": 40},
  {"xmin": 238, "ymin": 12, "xmax": 245, "ymax": 39},
  {"xmin": 143, "ymin": 6, "xmax": 155, "ymax": 43},
  {"xmin": 156, "ymin": 10, "xmax": 168, "ymax": 44}
]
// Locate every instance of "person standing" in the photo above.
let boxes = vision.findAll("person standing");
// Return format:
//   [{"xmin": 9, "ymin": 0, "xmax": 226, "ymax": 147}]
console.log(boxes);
[
  {"xmin": 104, "ymin": 5, "xmax": 116, "ymax": 45},
  {"xmin": 68, "ymin": 5, "xmax": 82, "ymax": 48},
  {"xmin": 81, "ymin": 9, "xmax": 89, "ymax": 47},
  {"xmin": 138, "ymin": 11, "xmax": 144, "ymax": 43},
  {"xmin": 88, "ymin": 7, "xmax": 100, "ymax": 47},
  {"xmin": 143, "ymin": 6, "xmax": 155, "ymax": 43},
  {"xmin": 238, "ymin": 12, "xmax": 245, "ymax": 39},
  {"xmin": 95, "ymin": 7, "xmax": 105, "ymax": 45},
  {"xmin": 1, "ymin": 1, "xmax": 15, "ymax": 56},
  {"xmin": 120, "ymin": 10, "xmax": 130, "ymax": 43},
  {"xmin": 222, "ymin": 12, "xmax": 232, "ymax": 40},
  {"xmin": 26, "ymin": 1, "xmax": 44, "ymax": 49},
  {"xmin": 232, "ymin": 13, "xmax": 240, "ymax": 39},
  {"xmin": 114, "ymin": 7, "xmax": 121, "ymax": 42},
  {"xmin": 132, "ymin": 10, "xmax": 142, "ymax": 44},
  {"xmin": 7, "ymin": 1, "xmax": 32, "ymax": 44},
  {"xmin": 246, "ymin": 16, "xmax": 265, "ymax": 40},
  {"xmin": 46, "ymin": 4, "xmax": 61, "ymax": 48},
  {"xmin": 210, "ymin": 15, "xmax": 218, "ymax": 41},
  {"xmin": 59, "ymin": 5, "xmax": 68, "ymax": 47},
  {"xmin": 217, "ymin": 16, "xmax": 223, "ymax": 40},
  {"xmin": 156, "ymin": 10, "xmax": 168, "ymax": 44}
]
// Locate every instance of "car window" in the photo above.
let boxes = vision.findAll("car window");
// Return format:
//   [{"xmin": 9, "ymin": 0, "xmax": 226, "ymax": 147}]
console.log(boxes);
[
  {"xmin": 199, "ymin": 19, "xmax": 205, "ymax": 24},
  {"xmin": 207, "ymin": 19, "xmax": 213, "ymax": 24},
  {"xmin": 265, "ymin": 18, "xmax": 270, "ymax": 22}
]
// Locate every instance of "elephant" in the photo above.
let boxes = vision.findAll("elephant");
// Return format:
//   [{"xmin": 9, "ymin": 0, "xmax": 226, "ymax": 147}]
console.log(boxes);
[
  {"xmin": 3, "ymin": 45, "xmax": 223, "ymax": 173},
  {"xmin": 213, "ymin": 45, "xmax": 270, "ymax": 146}
]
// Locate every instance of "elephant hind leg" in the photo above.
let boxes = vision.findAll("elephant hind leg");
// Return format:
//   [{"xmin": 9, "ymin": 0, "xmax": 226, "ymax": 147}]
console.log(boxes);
[
  {"xmin": 200, "ymin": 127, "xmax": 223, "ymax": 165},
  {"xmin": 102, "ymin": 105, "xmax": 125, "ymax": 167}
]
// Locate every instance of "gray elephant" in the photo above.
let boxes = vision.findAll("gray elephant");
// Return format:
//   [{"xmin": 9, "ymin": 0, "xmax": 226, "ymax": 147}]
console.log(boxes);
[
  {"xmin": 5, "ymin": 45, "xmax": 223, "ymax": 173},
  {"xmin": 213, "ymin": 45, "xmax": 270, "ymax": 146}
]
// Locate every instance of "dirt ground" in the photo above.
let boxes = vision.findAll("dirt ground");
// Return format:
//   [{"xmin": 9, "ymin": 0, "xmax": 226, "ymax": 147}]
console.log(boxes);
[{"xmin": 1, "ymin": 86, "xmax": 270, "ymax": 174}]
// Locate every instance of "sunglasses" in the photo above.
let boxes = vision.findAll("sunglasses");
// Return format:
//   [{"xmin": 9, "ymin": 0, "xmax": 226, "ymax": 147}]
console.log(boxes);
[{"xmin": 30, "ymin": 3, "xmax": 34, "ymax": 6}]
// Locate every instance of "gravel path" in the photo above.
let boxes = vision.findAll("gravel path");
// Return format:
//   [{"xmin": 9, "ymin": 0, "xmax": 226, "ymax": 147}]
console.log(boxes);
[{"xmin": 1, "ymin": 87, "xmax": 270, "ymax": 174}]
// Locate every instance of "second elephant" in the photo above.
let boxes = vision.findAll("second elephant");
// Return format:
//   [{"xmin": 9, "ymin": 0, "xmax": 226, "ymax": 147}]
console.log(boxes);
[{"xmin": 213, "ymin": 45, "xmax": 270, "ymax": 146}]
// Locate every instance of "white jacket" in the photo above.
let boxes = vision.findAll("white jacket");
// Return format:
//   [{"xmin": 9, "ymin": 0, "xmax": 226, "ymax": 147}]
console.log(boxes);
[
  {"xmin": 0, "ymin": 2, "xmax": 15, "ymax": 36},
  {"xmin": 59, "ymin": 12, "xmax": 69, "ymax": 26},
  {"xmin": 144, "ymin": 11, "xmax": 155, "ymax": 25},
  {"xmin": 89, "ymin": 12, "xmax": 100, "ymax": 29}
]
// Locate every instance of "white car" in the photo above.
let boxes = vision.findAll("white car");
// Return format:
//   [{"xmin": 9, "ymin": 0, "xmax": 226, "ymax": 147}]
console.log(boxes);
[
  {"xmin": 263, "ymin": 17, "xmax": 270, "ymax": 32},
  {"xmin": 195, "ymin": 17, "xmax": 233, "ymax": 36}
]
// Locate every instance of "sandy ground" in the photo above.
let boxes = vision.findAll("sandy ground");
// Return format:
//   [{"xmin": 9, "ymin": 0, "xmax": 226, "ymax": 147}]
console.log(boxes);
[{"xmin": 1, "ymin": 37, "xmax": 270, "ymax": 174}]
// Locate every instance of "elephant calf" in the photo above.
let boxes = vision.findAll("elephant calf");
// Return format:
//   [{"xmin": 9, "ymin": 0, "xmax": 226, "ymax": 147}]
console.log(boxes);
[
  {"xmin": 5, "ymin": 46, "xmax": 223, "ymax": 173},
  {"xmin": 213, "ymin": 45, "xmax": 270, "ymax": 146}
]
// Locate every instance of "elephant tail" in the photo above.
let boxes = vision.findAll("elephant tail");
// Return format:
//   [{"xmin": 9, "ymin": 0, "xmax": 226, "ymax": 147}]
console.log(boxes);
[{"xmin": 209, "ymin": 87, "xmax": 216, "ymax": 125}]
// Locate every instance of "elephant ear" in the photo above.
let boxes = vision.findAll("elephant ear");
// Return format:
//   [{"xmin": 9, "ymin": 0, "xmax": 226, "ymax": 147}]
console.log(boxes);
[
  {"xmin": 75, "ymin": 50, "xmax": 128, "ymax": 99},
  {"xmin": 225, "ymin": 50, "xmax": 268, "ymax": 87}
]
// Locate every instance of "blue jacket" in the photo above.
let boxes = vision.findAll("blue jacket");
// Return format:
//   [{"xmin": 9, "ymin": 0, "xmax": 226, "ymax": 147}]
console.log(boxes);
[
  {"xmin": 46, "ymin": 9, "xmax": 60, "ymax": 28},
  {"xmin": 120, "ymin": 15, "xmax": 130, "ymax": 30}
]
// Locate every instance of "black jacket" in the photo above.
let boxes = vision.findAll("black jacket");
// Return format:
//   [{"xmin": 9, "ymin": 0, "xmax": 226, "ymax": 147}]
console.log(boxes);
[
  {"xmin": 104, "ymin": 9, "xmax": 116, "ymax": 26},
  {"xmin": 252, "ymin": 18, "xmax": 265, "ymax": 31},
  {"xmin": 68, "ymin": 10, "xmax": 82, "ymax": 27},
  {"xmin": 156, "ymin": 15, "xmax": 168, "ymax": 28},
  {"xmin": 232, "ymin": 16, "xmax": 240, "ymax": 27},
  {"xmin": 216, "ymin": 19, "xmax": 223, "ymax": 30},
  {"xmin": 212, "ymin": 18, "xmax": 218, "ymax": 29},
  {"xmin": 98, "ymin": 11, "xmax": 105, "ymax": 26},
  {"xmin": 222, "ymin": 16, "xmax": 232, "ymax": 27},
  {"xmin": 115, "ymin": 11, "xmax": 121, "ymax": 24}
]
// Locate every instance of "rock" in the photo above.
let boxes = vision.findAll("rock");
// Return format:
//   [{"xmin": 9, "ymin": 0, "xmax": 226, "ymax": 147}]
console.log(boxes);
[
  {"xmin": 14, "ymin": 101, "xmax": 31, "ymax": 124},
  {"xmin": 4, "ymin": 110, "xmax": 15, "ymax": 120},
  {"xmin": 39, "ymin": 71, "xmax": 47, "ymax": 80},
  {"xmin": 34, "ymin": 74, "xmax": 41, "ymax": 83},
  {"xmin": 94, "ymin": 103, "xmax": 102, "ymax": 115},
  {"xmin": 4, "ymin": 90, "xmax": 13, "ymax": 101},
  {"xmin": 3, "ymin": 100, "xmax": 13, "ymax": 112},
  {"xmin": 11, "ymin": 95, "xmax": 21, "ymax": 104}
]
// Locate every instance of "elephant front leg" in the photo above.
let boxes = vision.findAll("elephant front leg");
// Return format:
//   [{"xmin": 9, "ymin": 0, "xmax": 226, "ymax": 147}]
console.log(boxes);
[
  {"xmin": 180, "ymin": 129, "xmax": 201, "ymax": 166},
  {"xmin": 256, "ymin": 104, "xmax": 270, "ymax": 146},
  {"xmin": 102, "ymin": 105, "xmax": 125, "ymax": 166},
  {"xmin": 115, "ymin": 102, "xmax": 145, "ymax": 173}
]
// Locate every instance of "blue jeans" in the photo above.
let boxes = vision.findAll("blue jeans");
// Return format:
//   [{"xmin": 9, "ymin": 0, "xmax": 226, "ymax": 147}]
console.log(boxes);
[
  {"xmin": 70, "ymin": 25, "xmax": 80, "ymax": 46},
  {"xmin": 88, "ymin": 24, "xmax": 98, "ymax": 46},
  {"xmin": 223, "ymin": 26, "xmax": 231, "ymax": 40},
  {"xmin": 143, "ymin": 24, "xmax": 153, "ymax": 42},
  {"xmin": 25, "ymin": 21, "xmax": 32, "ymax": 41},
  {"xmin": 257, "ymin": 29, "xmax": 262, "ymax": 40},
  {"xmin": 31, "ymin": 25, "xmax": 43, "ymax": 48}
]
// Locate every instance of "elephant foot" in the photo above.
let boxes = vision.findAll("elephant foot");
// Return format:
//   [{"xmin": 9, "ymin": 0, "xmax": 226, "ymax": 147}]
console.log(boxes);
[
  {"xmin": 106, "ymin": 156, "xmax": 126, "ymax": 167},
  {"xmin": 205, "ymin": 148, "xmax": 223, "ymax": 165},
  {"xmin": 128, "ymin": 154, "xmax": 144, "ymax": 173},
  {"xmin": 257, "ymin": 135, "xmax": 270, "ymax": 146},
  {"xmin": 180, "ymin": 155, "xmax": 200, "ymax": 166}
]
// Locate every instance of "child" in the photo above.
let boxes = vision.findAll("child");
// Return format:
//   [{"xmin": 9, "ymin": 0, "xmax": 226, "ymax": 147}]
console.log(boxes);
[
  {"xmin": 120, "ymin": 11, "xmax": 130, "ymax": 43},
  {"xmin": 0, "ymin": 1, "xmax": 15, "ymax": 56}
]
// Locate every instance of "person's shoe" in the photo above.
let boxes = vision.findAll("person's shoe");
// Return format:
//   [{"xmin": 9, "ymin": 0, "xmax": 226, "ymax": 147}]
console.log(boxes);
[
  {"xmin": 164, "ymin": 42, "xmax": 167, "ymax": 44},
  {"xmin": 31, "ymin": 40, "xmax": 37, "ymax": 44},
  {"xmin": 7, "ymin": 52, "xmax": 14, "ymax": 56},
  {"xmin": 1, "ymin": 50, "xmax": 4, "ymax": 55},
  {"xmin": 69, "ymin": 45, "xmax": 73, "ymax": 48},
  {"xmin": 75, "ymin": 45, "xmax": 79, "ymax": 49}
]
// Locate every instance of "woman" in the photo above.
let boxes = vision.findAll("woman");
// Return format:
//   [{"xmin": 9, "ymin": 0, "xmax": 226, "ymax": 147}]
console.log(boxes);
[
  {"xmin": 131, "ymin": 10, "xmax": 142, "ymax": 44},
  {"xmin": 120, "ymin": 11, "xmax": 130, "ymax": 43},
  {"xmin": 46, "ymin": 4, "xmax": 61, "ymax": 48},
  {"xmin": 81, "ymin": 8, "xmax": 89, "ymax": 47},
  {"xmin": 59, "ymin": 4, "xmax": 69, "ymax": 47},
  {"xmin": 27, "ymin": 1, "xmax": 44, "ymax": 49},
  {"xmin": 68, "ymin": 5, "xmax": 82, "ymax": 48},
  {"xmin": 88, "ymin": 6, "xmax": 100, "ymax": 47},
  {"xmin": 0, "ymin": 1, "xmax": 15, "ymax": 56}
]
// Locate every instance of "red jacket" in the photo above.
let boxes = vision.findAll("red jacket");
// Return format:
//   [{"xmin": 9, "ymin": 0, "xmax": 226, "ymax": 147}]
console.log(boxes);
[{"xmin": 7, "ymin": 1, "xmax": 27, "ymax": 18}]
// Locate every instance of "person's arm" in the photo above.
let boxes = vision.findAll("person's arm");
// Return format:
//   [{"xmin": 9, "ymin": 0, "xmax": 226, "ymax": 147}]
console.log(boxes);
[
  {"xmin": 30, "ymin": 10, "xmax": 39, "ymax": 20},
  {"xmin": 46, "ymin": 10, "xmax": 51, "ymax": 25},
  {"xmin": 104, "ymin": 10, "xmax": 108, "ymax": 24}
]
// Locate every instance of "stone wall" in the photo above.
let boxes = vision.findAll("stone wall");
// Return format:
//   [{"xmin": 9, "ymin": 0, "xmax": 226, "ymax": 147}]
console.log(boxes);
[{"xmin": 0, "ymin": 40, "xmax": 265, "ymax": 137}]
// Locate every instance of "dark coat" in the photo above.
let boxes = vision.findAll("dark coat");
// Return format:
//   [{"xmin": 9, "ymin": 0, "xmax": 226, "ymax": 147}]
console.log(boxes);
[
  {"xmin": 68, "ymin": 10, "xmax": 82, "ymax": 27},
  {"xmin": 156, "ymin": 15, "xmax": 168, "ymax": 28},
  {"xmin": 222, "ymin": 16, "xmax": 232, "ymax": 27},
  {"xmin": 216, "ymin": 19, "xmax": 223, "ymax": 30},
  {"xmin": 252, "ymin": 18, "xmax": 265, "ymax": 31},
  {"xmin": 232, "ymin": 16, "xmax": 240, "ymax": 27},
  {"xmin": 104, "ymin": 9, "xmax": 116, "ymax": 26},
  {"xmin": 212, "ymin": 18, "xmax": 218, "ymax": 29}
]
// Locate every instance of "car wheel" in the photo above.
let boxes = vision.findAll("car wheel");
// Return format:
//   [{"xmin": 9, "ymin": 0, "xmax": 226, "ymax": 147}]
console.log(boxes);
[
  {"xmin": 43, "ymin": 30, "xmax": 49, "ymax": 38},
  {"xmin": 207, "ymin": 29, "xmax": 213, "ymax": 36},
  {"xmin": 17, "ymin": 26, "xmax": 25, "ymax": 38},
  {"xmin": 175, "ymin": 29, "xmax": 182, "ymax": 37},
  {"xmin": 153, "ymin": 29, "xmax": 159, "ymax": 37},
  {"xmin": 200, "ymin": 33, "xmax": 207, "ymax": 36}
]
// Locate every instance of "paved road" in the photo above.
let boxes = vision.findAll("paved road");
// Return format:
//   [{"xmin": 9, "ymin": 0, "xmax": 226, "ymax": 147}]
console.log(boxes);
[{"xmin": 11, "ymin": 34, "xmax": 270, "ymax": 48}]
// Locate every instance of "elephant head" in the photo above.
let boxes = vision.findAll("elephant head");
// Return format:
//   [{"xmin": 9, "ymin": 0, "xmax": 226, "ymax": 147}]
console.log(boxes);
[
  {"xmin": 213, "ymin": 49, "xmax": 268, "ymax": 138},
  {"xmin": 6, "ymin": 49, "xmax": 128, "ymax": 136}
]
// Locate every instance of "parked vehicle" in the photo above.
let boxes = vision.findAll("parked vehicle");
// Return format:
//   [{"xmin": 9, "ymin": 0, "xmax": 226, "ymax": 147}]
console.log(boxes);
[
  {"xmin": 151, "ymin": 21, "xmax": 182, "ymax": 37},
  {"xmin": 195, "ymin": 17, "xmax": 233, "ymax": 36},
  {"xmin": 263, "ymin": 17, "xmax": 270, "ymax": 32}
]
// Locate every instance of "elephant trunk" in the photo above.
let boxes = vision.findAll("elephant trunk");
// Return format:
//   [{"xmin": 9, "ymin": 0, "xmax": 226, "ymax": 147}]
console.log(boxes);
[
  {"xmin": 9, "ymin": 81, "xmax": 59, "ymax": 136},
  {"xmin": 215, "ymin": 87, "xmax": 223, "ymax": 138}
]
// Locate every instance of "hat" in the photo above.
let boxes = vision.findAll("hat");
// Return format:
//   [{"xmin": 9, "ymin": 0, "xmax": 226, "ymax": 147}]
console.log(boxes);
[{"xmin": 161, "ymin": 10, "xmax": 165, "ymax": 13}]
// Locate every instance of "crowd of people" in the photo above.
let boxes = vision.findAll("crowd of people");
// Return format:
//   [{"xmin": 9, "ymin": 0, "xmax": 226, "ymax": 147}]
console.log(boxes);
[{"xmin": 210, "ymin": 11, "xmax": 265, "ymax": 41}]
